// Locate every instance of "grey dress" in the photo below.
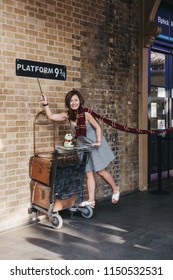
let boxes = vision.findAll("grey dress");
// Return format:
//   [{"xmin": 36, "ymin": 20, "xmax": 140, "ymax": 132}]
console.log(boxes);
[{"xmin": 71, "ymin": 122, "xmax": 115, "ymax": 172}]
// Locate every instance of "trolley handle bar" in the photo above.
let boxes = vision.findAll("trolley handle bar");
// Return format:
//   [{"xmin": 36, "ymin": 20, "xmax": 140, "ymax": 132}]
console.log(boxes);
[{"xmin": 55, "ymin": 145, "xmax": 92, "ymax": 152}]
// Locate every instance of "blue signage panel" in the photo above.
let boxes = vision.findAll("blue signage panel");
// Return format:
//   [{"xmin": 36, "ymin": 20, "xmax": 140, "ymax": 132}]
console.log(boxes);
[
  {"xmin": 16, "ymin": 59, "xmax": 66, "ymax": 80},
  {"xmin": 155, "ymin": 3, "xmax": 173, "ymax": 42}
]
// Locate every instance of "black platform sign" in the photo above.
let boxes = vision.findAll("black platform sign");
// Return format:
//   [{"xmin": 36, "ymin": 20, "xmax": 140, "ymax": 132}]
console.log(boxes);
[{"xmin": 16, "ymin": 59, "xmax": 66, "ymax": 80}]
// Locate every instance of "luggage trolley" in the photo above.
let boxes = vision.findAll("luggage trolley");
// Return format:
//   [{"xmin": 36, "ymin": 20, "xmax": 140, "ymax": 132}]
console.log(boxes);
[{"xmin": 28, "ymin": 111, "xmax": 94, "ymax": 229}]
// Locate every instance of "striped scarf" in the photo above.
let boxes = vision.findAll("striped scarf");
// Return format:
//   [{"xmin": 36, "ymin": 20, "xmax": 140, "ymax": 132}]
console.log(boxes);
[
  {"xmin": 75, "ymin": 108, "xmax": 87, "ymax": 138},
  {"xmin": 75, "ymin": 107, "xmax": 172, "ymax": 137}
]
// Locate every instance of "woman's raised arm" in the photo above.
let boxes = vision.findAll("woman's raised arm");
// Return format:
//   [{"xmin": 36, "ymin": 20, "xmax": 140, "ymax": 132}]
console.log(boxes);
[{"xmin": 41, "ymin": 94, "xmax": 67, "ymax": 122}]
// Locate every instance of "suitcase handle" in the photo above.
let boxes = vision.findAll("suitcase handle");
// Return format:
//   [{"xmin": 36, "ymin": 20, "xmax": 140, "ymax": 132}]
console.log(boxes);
[{"xmin": 38, "ymin": 164, "xmax": 42, "ymax": 173}]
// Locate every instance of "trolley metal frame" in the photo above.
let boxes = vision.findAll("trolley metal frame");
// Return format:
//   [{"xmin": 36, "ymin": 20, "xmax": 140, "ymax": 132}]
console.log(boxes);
[{"xmin": 28, "ymin": 111, "xmax": 93, "ymax": 229}]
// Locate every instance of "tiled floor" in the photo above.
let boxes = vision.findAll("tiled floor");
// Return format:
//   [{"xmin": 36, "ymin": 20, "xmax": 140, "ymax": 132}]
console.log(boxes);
[{"xmin": 0, "ymin": 185, "xmax": 173, "ymax": 260}]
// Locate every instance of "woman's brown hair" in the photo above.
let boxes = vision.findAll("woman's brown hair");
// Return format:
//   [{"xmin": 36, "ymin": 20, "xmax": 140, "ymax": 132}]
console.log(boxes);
[{"xmin": 65, "ymin": 90, "xmax": 85, "ymax": 121}]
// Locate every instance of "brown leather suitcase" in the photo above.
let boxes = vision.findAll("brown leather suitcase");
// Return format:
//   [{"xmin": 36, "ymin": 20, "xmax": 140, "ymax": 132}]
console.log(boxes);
[
  {"xmin": 30, "ymin": 180, "xmax": 77, "ymax": 211},
  {"xmin": 30, "ymin": 180, "xmax": 51, "ymax": 210},
  {"xmin": 29, "ymin": 153, "xmax": 53, "ymax": 186}
]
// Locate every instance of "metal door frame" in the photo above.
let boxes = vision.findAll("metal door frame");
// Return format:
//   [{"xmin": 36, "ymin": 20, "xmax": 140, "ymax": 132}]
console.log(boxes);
[{"xmin": 148, "ymin": 41, "xmax": 173, "ymax": 183}]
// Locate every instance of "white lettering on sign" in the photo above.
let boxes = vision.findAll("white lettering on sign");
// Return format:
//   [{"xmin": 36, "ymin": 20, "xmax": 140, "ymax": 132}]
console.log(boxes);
[
  {"xmin": 17, "ymin": 63, "xmax": 54, "ymax": 74},
  {"xmin": 16, "ymin": 59, "xmax": 66, "ymax": 80},
  {"xmin": 158, "ymin": 16, "xmax": 169, "ymax": 26}
]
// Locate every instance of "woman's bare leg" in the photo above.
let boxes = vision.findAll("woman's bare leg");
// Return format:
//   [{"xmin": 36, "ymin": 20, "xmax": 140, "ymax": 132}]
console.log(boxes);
[
  {"xmin": 85, "ymin": 171, "xmax": 96, "ymax": 202},
  {"xmin": 97, "ymin": 169, "xmax": 120, "ymax": 203}
]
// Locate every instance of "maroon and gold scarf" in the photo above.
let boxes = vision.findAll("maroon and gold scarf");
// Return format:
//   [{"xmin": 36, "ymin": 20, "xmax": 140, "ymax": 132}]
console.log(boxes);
[
  {"xmin": 75, "ymin": 108, "xmax": 87, "ymax": 138},
  {"xmin": 75, "ymin": 107, "xmax": 100, "ymax": 138},
  {"xmin": 75, "ymin": 107, "xmax": 165, "ymax": 137}
]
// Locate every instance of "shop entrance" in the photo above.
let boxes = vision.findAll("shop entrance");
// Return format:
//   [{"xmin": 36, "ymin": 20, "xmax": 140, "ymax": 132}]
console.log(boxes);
[{"xmin": 148, "ymin": 47, "xmax": 173, "ymax": 183}]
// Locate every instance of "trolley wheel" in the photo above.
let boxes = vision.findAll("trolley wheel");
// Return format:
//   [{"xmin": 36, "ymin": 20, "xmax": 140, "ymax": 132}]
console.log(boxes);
[
  {"xmin": 50, "ymin": 213, "xmax": 63, "ymax": 229},
  {"xmin": 80, "ymin": 206, "xmax": 94, "ymax": 219}
]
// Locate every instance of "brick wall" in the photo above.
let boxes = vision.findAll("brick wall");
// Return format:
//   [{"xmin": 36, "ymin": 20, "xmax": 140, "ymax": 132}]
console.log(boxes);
[{"xmin": 0, "ymin": 0, "xmax": 139, "ymax": 231}]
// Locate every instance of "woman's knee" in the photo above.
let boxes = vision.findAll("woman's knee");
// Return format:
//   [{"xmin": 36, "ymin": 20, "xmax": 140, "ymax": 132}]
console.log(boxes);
[
  {"xmin": 97, "ymin": 169, "xmax": 106, "ymax": 177},
  {"xmin": 86, "ymin": 171, "xmax": 94, "ymax": 178}
]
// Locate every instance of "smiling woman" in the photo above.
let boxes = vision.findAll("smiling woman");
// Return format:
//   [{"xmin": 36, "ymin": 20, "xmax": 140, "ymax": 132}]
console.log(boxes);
[{"xmin": 40, "ymin": 90, "xmax": 120, "ymax": 208}]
